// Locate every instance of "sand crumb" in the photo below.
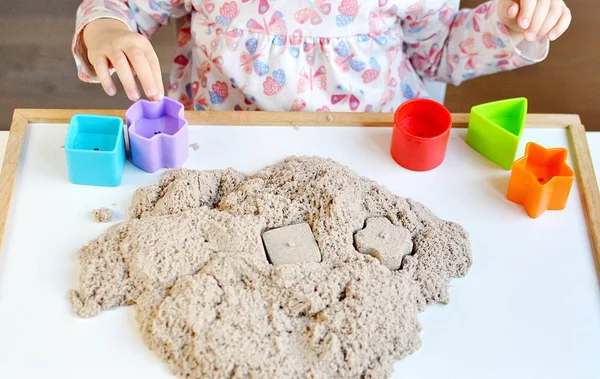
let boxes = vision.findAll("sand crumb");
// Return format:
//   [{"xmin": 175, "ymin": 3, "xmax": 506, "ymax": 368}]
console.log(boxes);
[
  {"xmin": 92, "ymin": 208, "xmax": 113, "ymax": 223},
  {"xmin": 70, "ymin": 156, "xmax": 472, "ymax": 378},
  {"xmin": 189, "ymin": 142, "xmax": 200, "ymax": 151}
]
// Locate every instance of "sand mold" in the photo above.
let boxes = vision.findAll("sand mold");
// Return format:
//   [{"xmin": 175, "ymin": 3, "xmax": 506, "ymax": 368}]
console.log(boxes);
[{"xmin": 69, "ymin": 156, "xmax": 472, "ymax": 378}]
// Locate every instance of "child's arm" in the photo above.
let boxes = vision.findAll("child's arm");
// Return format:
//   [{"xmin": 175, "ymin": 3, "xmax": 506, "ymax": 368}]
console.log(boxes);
[
  {"xmin": 72, "ymin": 0, "xmax": 192, "ymax": 101},
  {"xmin": 401, "ymin": 0, "xmax": 571, "ymax": 85}
]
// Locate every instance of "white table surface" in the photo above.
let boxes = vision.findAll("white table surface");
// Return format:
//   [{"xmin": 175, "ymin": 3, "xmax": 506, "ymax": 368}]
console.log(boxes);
[{"xmin": 0, "ymin": 126, "xmax": 599, "ymax": 379}]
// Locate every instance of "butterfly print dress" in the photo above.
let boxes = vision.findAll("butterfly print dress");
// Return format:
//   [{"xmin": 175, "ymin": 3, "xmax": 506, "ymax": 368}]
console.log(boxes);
[{"xmin": 73, "ymin": 0, "xmax": 548, "ymax": 112}]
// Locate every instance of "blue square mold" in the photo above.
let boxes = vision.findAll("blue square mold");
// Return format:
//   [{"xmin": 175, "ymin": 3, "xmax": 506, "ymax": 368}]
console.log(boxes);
[{"xmin": 65, "ymin": 115, "xmax": 126, "ymax": 186}]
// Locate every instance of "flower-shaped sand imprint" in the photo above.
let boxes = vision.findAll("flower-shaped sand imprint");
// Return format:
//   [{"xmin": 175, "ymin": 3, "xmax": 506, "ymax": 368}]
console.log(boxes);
[{"xmin": 354, "ymin": 217, "xmax": 413, "ymax": 270}]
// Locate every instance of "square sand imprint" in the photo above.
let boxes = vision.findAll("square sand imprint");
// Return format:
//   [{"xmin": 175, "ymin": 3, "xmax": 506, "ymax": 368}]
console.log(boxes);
[{"xmin": 262, "ymin": 222, "xmax": 321, "ymax": 265}]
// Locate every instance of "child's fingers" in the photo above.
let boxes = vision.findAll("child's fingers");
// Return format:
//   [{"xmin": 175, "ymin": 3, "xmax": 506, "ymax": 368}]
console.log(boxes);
[
  {"xmin": 145, "ymin": 49, "xmax": 164, "ymax": 100},
  {"xmin": 91, "ymin": 56, "xmax": 116, "ymax": 96},
  {"xmin": 518, "ymin": 0, "xmax": 538, "ymax": 29},
  {"xmin": 507, "ymin": 2, "xmax": 519, "ymax": 19},
  {"xmin": 548, "ymin": 6, "xmax": 572, "ymax": 40},
  {"xmin": 526, "ymin": 0, "xmax": 550, "ymax": 41},
  {"xmin": 536, "ymin": 0, "xmax": 563, "ymax": 39},
  {"xmin": 125, "ymin": 47, "xmax": 159, "ymax": 100},
  {"xmin": 109, "ymin": 52, "xmax": 140, "ymax": 101},
  {"xmin": 498, "ymin": 0, "xmax": 520, "ymax": 27}
]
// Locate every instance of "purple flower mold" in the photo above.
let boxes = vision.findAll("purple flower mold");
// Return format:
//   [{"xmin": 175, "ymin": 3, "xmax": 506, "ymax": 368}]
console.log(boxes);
[{"xmin": 126, "ymin": 97, "xmax": 189, "ymax": 173}]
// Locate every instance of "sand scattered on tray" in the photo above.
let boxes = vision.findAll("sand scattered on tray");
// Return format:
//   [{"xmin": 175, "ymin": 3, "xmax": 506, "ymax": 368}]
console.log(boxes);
[
  {"xmin": 69, "ymin": 156, "xmax": 472, "ymax": 378},
  {"xmin": 92, "ymin": 208, "xmax": 113, "ymax": 223}
]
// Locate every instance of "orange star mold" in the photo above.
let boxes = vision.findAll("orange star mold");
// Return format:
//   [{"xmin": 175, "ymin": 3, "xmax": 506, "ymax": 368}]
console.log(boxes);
[{"xmin": 507, "ymin": 142, "xmax": 574, "ymax": 218}]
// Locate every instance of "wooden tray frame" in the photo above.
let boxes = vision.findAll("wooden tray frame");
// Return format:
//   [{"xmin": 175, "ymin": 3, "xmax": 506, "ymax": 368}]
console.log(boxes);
[{"xmin": 1, "ymin": 109, "xmax": 599, "ymax": 282}]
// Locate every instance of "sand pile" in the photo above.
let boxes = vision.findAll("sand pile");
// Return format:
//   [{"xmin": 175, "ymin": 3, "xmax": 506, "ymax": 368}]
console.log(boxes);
[{"xmin": 69, "ymin": 156, "xmax": 472, "ymax": 378}]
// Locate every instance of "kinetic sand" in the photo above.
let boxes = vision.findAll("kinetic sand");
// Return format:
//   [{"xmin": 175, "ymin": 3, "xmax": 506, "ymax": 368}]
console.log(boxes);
[{"xmin": 69, "ymin": 156, "xmax": 472, "ymax": 378}]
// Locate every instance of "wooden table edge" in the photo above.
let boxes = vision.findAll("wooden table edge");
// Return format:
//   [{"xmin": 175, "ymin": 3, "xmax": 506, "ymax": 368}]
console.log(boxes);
[
  {"xmin": 10, "ymin": 109, "xmax": 582, "ymax": 127},
  {"xmin": 568, "ymin": 124, "xmax": 600, "ymax": 284},
  {"xmin": 0, "ymin": 111, "xmax": 27, "ymax": 256}
]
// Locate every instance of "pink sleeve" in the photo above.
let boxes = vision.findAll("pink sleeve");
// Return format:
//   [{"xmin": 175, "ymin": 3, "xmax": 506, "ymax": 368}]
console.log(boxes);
[
  {"xmin": 72, "ymin": 0, "xmax": 192, "ymax": 83},
  {"xmin": 400, "ymin": 0, "xmax": 549, "ymax": 85}
]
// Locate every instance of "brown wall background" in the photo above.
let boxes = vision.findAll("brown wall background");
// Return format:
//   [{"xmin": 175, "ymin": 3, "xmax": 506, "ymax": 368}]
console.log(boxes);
[
  {"xmin": 445, "ymin": 0, "xmax": 599, "ymax": 129},
  {"xmin": 0, "ymin": 0, "xmax": 597, "ymax": 130}
]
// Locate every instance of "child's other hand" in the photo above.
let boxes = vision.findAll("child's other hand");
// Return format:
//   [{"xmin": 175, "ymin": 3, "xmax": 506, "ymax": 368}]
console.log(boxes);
[
  {"xmin": 497, "ymin": 0, "xmax": 572, "ymax": 44},
  {"xmin": 82, "ymin": 18, "xmax": 164, "ymax": 101}
]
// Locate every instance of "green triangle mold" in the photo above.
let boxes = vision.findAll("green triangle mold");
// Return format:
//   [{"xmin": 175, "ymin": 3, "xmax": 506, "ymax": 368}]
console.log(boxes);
[{"xmin": 465, "ymin": 98, "xmax": 528, "ymax": 170}]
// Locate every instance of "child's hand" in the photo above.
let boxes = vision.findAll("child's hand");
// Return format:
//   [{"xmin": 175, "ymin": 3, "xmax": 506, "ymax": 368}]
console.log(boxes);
[
  {"xmin": 497, "ymin": 0, "xmax": 572, "ymax": 44},
  {"xmin": 82, "ymin": 18, "xmax": 164, "ymax": 101}
]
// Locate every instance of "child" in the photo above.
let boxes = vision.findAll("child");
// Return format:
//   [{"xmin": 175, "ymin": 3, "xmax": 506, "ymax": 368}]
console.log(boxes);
[{"xmin": 72, "ymin": 0, "xmax": 571, "ymax": 112}]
